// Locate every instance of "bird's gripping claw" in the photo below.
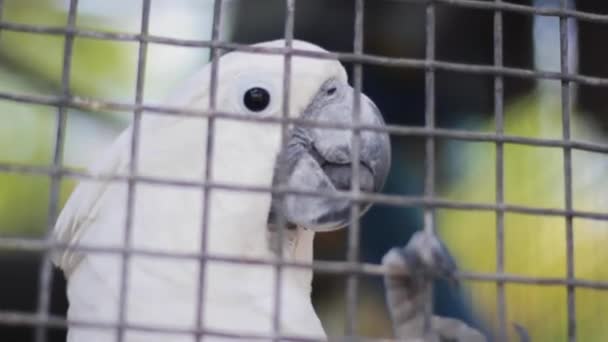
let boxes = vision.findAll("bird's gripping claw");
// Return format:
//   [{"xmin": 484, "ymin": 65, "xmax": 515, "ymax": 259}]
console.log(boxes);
[{"xmin": 382, "ymin": 231, "xmax": 530, "ymax": 342}]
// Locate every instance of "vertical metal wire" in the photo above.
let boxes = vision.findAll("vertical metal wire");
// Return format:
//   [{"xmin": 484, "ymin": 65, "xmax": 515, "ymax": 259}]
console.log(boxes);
[
  {"xmin": 423, "ymin": 0, "xmax": 436, "ymax": 337},
  {"xmin": 424, "ymin": 4, "xmax": 437, "ymax": 232},
  {"xmin": 345, "ymin": 0, "xmax": 364, "ymax": 338},
  {"xmin": 35, "ymin": 1, "xmax": 78, "ymax": 341},
  {"xmin": 194, "ymin": 1, "xmax": 223, "ymax": 341},
  {"xmin": 559, "ymin": 0, "xmax": 576, "ymax": 340},
  {"xmin": 271, "ymin": 1, "xmax": 295, "ymax": 341},
  {"xmin": 493, "ymin": 1, "xmax": 507, "ymax": 341},
  {"xmin": 0, "ymin": 0, "xmax": 4, "ymax": 36},
  {"xmin": 115, "ymin": 1, "xmax": 151, "ymax": 342}
]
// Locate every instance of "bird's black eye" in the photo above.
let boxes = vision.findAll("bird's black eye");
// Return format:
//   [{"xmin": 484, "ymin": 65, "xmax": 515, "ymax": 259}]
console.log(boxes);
[
  {"xmin": 326, "ymin": 87, "xmax": 337, "ymax": 96},
  {"xmin": 243, "ymin": 87, "xmax": 270, "ymax": 112}
]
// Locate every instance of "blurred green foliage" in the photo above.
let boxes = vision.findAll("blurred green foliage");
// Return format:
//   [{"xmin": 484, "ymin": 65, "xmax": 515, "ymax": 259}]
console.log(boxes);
[
  {"xmin": 0, "ymin": 62, "xmax": 65, "ymax": 236},
  {"xmin": 1, "ymin": 0, "xmax": 134, "ymax": 98},
  {"xmin": 438, "ymin": 93, "xmax": 608, "ymax": 341},
  {"xmin": 0, "ymin": 0, "xmax": 133, "ymax": 236}
]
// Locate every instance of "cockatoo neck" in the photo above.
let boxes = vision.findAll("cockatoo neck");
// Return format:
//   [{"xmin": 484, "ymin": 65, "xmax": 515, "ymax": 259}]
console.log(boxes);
[
  {"xmin": 137, "ymin": 114, "xmax": 283, "ymax": 259},
  {"xmin": 270, "ymin": 227, "xmax": 316, "ymax": 291},
  {"xmin": 206, "ymin": 118, "xmax": 283, "ymax": 257},
  {"xmin": 138, "ymin": 114, "xmax": 321, "ymax": 331}
]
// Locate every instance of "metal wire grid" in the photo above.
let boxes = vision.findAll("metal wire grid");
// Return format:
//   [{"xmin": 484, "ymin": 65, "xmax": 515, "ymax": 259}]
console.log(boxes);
[
  {"xmin": 0, "ymin": 0, "xmax": 607, "ymax": 341},
  {"xmin": 115, "ymin": 2, "xmax": 151, "ymax": 342},
  {"xmin": 32, "ymin": 0, "xmax": 76, "ymax": 340},
  {"xmin": 493, "ymin": 1, "xmax": 507, "ymax": 341},
  {"xmin": 422, "ymin": 1, "xmax": 436, "ymax": 338},
  {"xmin": 560, "ymin": 2, "xmax": 576, "ymax": 341}
]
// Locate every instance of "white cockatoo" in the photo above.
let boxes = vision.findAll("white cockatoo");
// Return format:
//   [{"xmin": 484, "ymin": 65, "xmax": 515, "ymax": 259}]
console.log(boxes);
[{"xmin": 51, "ymin": 40, "xmax": 391, "ymax": 342}]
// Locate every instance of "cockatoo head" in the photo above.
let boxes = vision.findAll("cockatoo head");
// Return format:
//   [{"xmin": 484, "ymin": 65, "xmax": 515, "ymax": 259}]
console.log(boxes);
[
  {"xmin": 248, "ymin": 41, "xmax": 391, "ymax": 232},
  {"xmin": 174, "ymin": 39, "xmax": 390, "ymax": 233}
]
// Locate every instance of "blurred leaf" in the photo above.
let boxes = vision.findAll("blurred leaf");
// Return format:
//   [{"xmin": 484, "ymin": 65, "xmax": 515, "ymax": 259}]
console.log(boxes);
[
  {"xmin": 0, "ymin": 64, "xmax": 75, "ymax": 237},
  {"xmin": 0, "ymin": 0, "xmax": 135, "ymax": 98},
  {"xmin": 0, "ymin": 1, "xmax": 133, "ymax": 237}
]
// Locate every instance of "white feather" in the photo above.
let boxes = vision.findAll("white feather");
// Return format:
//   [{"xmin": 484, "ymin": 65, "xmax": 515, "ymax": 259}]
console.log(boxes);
[{"xmin": 52, "ymin": 40, "xmax": 347, "ymax": 341}]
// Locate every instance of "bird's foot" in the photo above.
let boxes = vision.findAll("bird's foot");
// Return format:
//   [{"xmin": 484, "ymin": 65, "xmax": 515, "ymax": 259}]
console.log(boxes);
[
  {"xmin": 398, "ymin": 230, "xmax": 457, "ymax": 283},
  {"xmin": 382, "ymin": 231, "xmax": 531, "ymax": 342},
  {"xmin": 382, "ymin": 231, "xmax": 482, "ymax": 341}
]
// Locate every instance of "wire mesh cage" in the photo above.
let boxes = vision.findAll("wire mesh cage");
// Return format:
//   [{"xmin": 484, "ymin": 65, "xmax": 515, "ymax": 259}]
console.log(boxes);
[{"xmin": 1, "ymin": 0, "xmax": 608, "ymax": 341}]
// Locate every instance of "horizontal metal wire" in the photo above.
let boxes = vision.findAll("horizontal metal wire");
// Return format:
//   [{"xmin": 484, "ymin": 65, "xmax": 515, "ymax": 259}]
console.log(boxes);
[
  {"xmin": 1, "ymin": 161, "xmax": 607, "ymax": 221},
  {"xmin": 3, "ymin": 91, "xmax": 608, "ymax": 155},
  {"xmin": 0, "ymin": 311, "xmax": 329, "ymax": 342},
  {"xmin": 389, "ymin": 0, "xmax": 608, "ymax": 24},
  {"xmin": 2, "ymin": 0, "xmax": 608, "ymax": 30},
  {"xmin": 2, "ymin": 20, "xmax": 608, "ymax": 87},
  {"xmin": 2, "ymin": 237, "xmax": 608, "ymax": 291},
  {"xmin": 0, "ymin": 309, "xmax": 438, "ymax": 342}
]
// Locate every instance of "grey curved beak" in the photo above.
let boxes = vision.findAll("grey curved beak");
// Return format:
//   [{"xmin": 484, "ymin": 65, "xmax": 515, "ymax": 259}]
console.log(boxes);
[{"xmin": 269, "ymin": 82, "xmax": 391, "ymax": 231}]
